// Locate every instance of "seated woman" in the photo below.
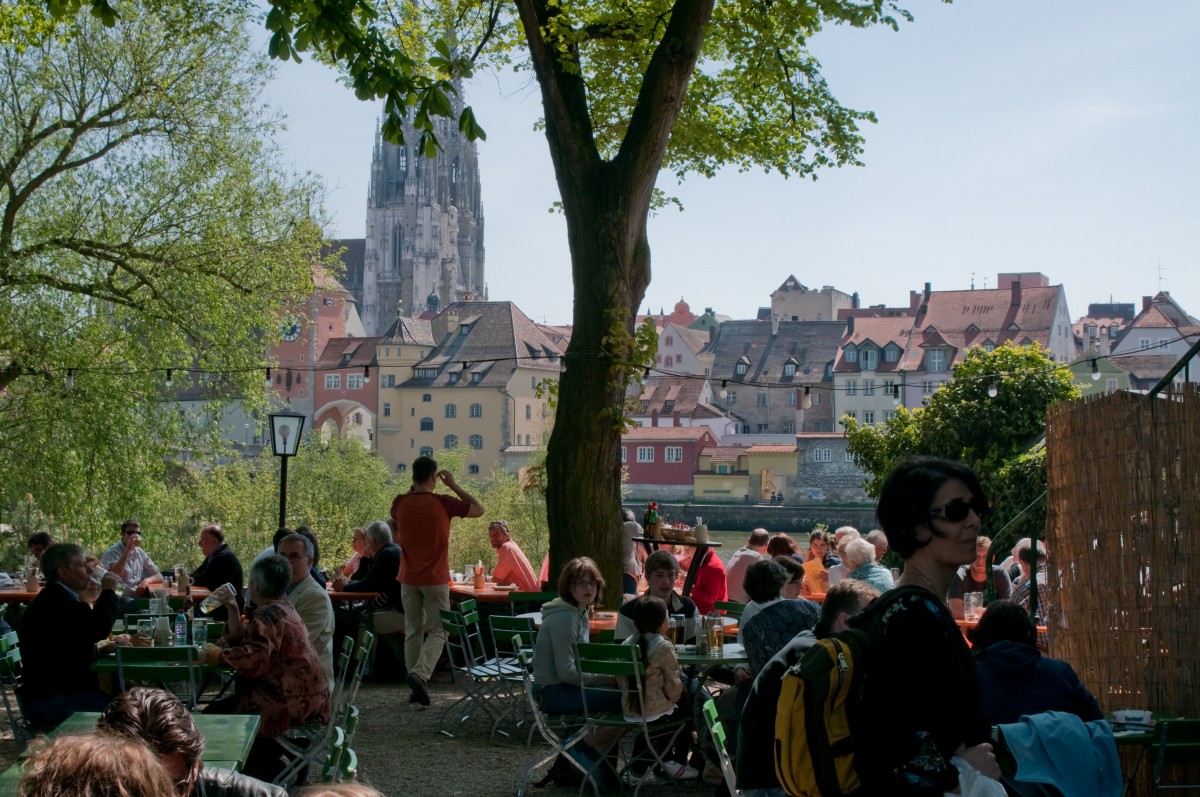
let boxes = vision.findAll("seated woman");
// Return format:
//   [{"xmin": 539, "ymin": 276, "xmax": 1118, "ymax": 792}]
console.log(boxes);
[
  {"xmin": 209, "ymin": 554, "xmax": 331, "ymax": 782},
  {"xmin": 973, "ymin": 600, "xmax": 1102, "ymax": 726},
  {"xmin": 339, "ymin": 527, "xmax": 368, "ymax": 579},
  {"xmin": 739, "ymin": 559, "xmax": 820, "ymax": 676},
  {"xmin": 844, "ymin": 538, "xmax": 895, "ymax": 593},
  {"xmin": 622, "ymin": 595, "xmax": 697, "ymax": 780},
  {"xmin": 766, "ymin": 533, "xmax": 804, "ymax": 562},
  {"xmin": 775, "ymin": 555, "xmax": 805, "ymax": 599}
]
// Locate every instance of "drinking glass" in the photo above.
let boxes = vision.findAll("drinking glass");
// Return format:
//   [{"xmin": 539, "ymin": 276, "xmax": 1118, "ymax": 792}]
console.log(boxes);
[
  {"xmin": 192, "ymin": 617, "xmax": 209, "ymax": 650},
  {"xmin": 199, "ymin": 583, "xmax": 236, "ymax": 614},
  {"xmin": 964, "ymin": 592, "xmax": 984, "ymax": 621},
  {"xmin": 136, "ymin": 619, "xmax": 154, "ymax": 644},
  {"xmin": 90, "ymin": 565, "xmax": 128, "ymax": 597}
]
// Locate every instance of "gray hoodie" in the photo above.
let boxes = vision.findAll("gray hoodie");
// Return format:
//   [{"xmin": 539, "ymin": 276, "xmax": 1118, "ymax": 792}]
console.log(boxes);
[{"xmin": 531, "ymin": 597, "xmax": 605, "ymax": 688}]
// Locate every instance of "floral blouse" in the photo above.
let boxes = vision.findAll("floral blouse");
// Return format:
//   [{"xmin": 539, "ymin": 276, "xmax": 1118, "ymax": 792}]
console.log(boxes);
[{"xmin": 221, "ymin": 601, "xmax": 331, "ymax": 737}]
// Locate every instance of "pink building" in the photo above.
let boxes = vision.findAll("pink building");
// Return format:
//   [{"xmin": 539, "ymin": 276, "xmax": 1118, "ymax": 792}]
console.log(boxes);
[{"xmin": 621, "ymin": 426, "xmax": 719, "ymax": 486}]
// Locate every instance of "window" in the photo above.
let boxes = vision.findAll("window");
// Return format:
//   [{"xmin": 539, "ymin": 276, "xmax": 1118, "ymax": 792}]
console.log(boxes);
[
  {"xmin": 813, "ymin": 448, "xmax": 832, "ymax": 463},
  {"xmin": 416, "ymin": 368, "xmax": 437, "ymax": 379},
  {"xmin": 325, "ymin": 374, "xmax": 341, "ymax": 389},
  {"xmin": 422, "ymin": 393, "xmax": 431, "ymax": 402},
  {"xmin": 927, "ymin": 348, "xmax": 945, "ymax": 372},
  {"xmin": 757, "ymin": 424, "xmax": 768, "ymax": 433},
  {"xmin": 448, "ymin": 372, "xmax": 460, "ymax": 384},
  {"xmin": 468, "ymin": 464, "xmax": 480, "ymax": 475},
  {"xmin": 469, "ymin": 434, "xmax": 483, "ymax": 450},
  {"xmin": 444, "ymin": 434, "xmax": 458, "ymax": 448},
  {"xmin": 860, "ymin": 349, "xmax": 877, "ymax": 370},
  {"xmin": 1107, "ymin": 379, "xmax": 1118, "ymax": 393},
  {"xmin": 383, "ymin": 403, "xmax": 391, "ymax": 417},
  {"xmin": 665, "ymin": 446, "xmax": 683, "ymax": 463},
  {"xmin": 665, "ymin": 335, "xmax": 674, "ymax": 346},
  {"xmin": 845, "ymin": 451, "xmax": 855, "ymax": 463},
  {"xmin": 983, "ymin": 343, "xmax": 995, "ymax": 353},
  {"xmin": 784, "ymin": 420, "xmax": 795, "ymax": 434},
  {"xmin": 347, "ymin": 373, "xmax": 363, "ymax": 390},
  {"xmin": 621, "ymin": 447, "xmax": 627, "ymax": 463},
  {"xmin": 397, "ymin": 463, "xmax": 407, "ymax": 473},
  {"xmin": 637, "ymin": 446, "xmax": 654, "ymax": 463},
  {"xmin": 736, "ymin": 362, "xmax": 748, "ymax": 375},
  {"xmin": 382, "ymin": 374, "xmax": 395, "ymax": 387},
  {"xmin": 885, "ymin": 410, "xmax": 895, "ymax": 422},
  {"xmin": 726, "ymin": 391, "xmax": 736, "ymax": 404},
  {"xmin": 787, "ymin": 391, "xmax": 796, "ymax": 407},
  {"xmin": 922, "ymin": 380, "xmax": 934, "ymax": 395},
  {"xmin": 471, "ymin": 372, "xmax": 482, "ymax": 384},
  {"xmin": 846, "ymin": 380, "xmax": 857, "ymax": 396},
  {"xmin": 470, "ymin": 403, "xmax": 482, "ymax": 418},
  {"xmin": 783, "ymin": 362, "xmax": 796, "ymax": 377},
  {"xmin": 410, "ymin": 407, "xmax": 415, "ymax": 416},
  {"xmin": 864, "ymin": 380, "xmax": 875, "ymax": 396},
  {"xmin": 844, "ymin": 411, "xmax": 856, "ymax": 421},
  {"xmin": 883, "ymin": 380, "xmax": 896, "ymax": 397},
  {"xmin": 525, "ymin": 404, "xmax": 532, "ymax": 420},
  {"xmin": 845, "ymin": 346, "xmax": 857, "ymax": 363},
  {"xmin": 756, "ymin": 392, "xmax": 768, "ymax": 406},
  {"xmin": 445, "ymin": 404, "xmax": 457, "ymax": 418},
  {"xmin": 815, "ymin": 392, "xmax": 822, "ymax": 406},
  {"xmin": 1139, "ymin": 338, "xmax": 1151, "ymax": 350},
  {"xmin": 863, "ymin": 410, "xmax": 875, "ymax": 424},
  {"xmin": 884, "ymin": 347, "xmax": 899, "ymax": 362},
  {"xmin": 420, "ymin": 417, "xmax": 433, "ymax": 431},
  {"xmin": 420, "ymin": 446, "xmax": 433, "ymax": 457}
]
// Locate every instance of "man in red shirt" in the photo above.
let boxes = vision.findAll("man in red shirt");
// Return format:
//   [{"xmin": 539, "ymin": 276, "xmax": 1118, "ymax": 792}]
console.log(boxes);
[{"xmin": 390, "ymin": 456, "xmax": 483, "ymax": 705}]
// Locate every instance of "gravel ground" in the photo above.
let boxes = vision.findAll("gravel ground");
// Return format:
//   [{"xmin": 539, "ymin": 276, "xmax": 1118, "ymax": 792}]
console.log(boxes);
[{"xmin": 0, "ymin": 674, "xmax": 720, "ymax": 797}]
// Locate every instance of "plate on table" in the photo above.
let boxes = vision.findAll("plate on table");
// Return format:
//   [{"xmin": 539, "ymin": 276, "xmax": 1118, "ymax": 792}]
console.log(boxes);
[
  {"xmin": 595, "ymin": 611, "xmax": 616, "ymax": 619},
  {"xmin": 491, "ymin": 584, "xmax": 518, "ymax": 591},
  {"xmin": 674, "ymin": 644, "xmax": 696, "ymax": 654}
]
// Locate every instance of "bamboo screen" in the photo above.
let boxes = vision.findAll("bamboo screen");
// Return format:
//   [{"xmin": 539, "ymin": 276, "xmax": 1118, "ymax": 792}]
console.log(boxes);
[{"xmin": 1045, "ymin": 385, "xmax": 1200, "ymax": 718}]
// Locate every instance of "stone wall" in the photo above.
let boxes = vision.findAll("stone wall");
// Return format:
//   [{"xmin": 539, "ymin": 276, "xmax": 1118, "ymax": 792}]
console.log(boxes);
[{"xmin": 624, "ymin": 502, "xmax": 877, "ymax": 535}]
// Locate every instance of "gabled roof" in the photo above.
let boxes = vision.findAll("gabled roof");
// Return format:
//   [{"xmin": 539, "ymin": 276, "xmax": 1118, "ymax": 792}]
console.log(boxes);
[
  {"xmin": 834, "ymin": 316, "xmax": 913, "ymax": 373},
  {"xmin": 317, "ymin": 337, "xmax": 381, "ymax": 368},
  {"xmin": 623, "ymin": 426, "xmax": 716, "ymax": 442},
  {"xmin": 747, "ymin": 444, "xmax": 797, "ymax": 453},
  {"xmin": 400, "ymin": 302, "xmax": 563, "ymax": 389},
  {"xmin": 772, "ymin": 275, "xmax": 809, "ymax": 295},
  {"xmin": 1129, "ymin": 292, "xmax": 1199, "ymax": 329},
  {"xmin": 664, "ymin": 323, "xmax": 710, "ymax": 357},
  {"xmin": 628, "ymin": 376, "xmax": 709, "ymax": 417},
  {"xmin": 704, "ymin": 319, "xmax": 844, "ymax": 386},
  {"xmin": 701, "ymin": 445, "xmax": 748, "ymax": 461},
  {"xmin": 380, "ymin": 316, "xmax": 434, "ymax": 346}
]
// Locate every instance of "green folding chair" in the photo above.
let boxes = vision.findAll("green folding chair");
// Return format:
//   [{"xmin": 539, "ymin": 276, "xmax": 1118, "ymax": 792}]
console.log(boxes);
[
  {"xmin": 0, "ymin": 631, "xmax": 31, "ymax": 745},
  {"xmin": 115, "ymin": 646, "xmax": 201, "ymax": 709},
  {"xmin": 1153, "ymin": 719, "xmax": 1200, "ymax": 793},
  {"xmin": 714, "ymin": 600, "xmax": 745, "ymax": 618}
]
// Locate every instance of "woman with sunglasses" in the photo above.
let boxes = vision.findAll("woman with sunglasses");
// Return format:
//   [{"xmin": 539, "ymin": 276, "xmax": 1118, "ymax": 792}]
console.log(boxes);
[{"xmin": 850, "ymin": 456, "xmax": 1001, "ymax": 795}]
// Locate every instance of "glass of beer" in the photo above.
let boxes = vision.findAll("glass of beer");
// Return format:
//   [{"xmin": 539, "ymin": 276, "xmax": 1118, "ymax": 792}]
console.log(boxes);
[{"xmin": 199, "ymin": 583, "xmax": 236, "ymax": 614}]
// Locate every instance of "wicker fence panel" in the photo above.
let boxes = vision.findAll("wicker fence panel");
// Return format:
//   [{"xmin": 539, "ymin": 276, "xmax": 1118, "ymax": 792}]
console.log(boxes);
[{"xmin": 1046, "ymin": 385, "xmax": 1200, "ymax": 720}]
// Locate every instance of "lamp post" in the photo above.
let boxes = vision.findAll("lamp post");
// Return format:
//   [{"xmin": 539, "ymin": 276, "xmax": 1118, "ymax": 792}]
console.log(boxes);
[{"xmin": 269, "ymin": 410, "xmax": 305, "ymax": 530}]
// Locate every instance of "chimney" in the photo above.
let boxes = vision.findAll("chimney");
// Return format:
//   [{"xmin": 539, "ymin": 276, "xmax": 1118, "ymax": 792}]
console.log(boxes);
[
  {"xmin": 771, "ymin": 315, "xmax": 780, "ymax": 336},
  {"xmin": 709, "ymin": 326, "xmax": 718, "ymax": 344},
  {"xmin": 1143, "ymin": 296, "xmax": 1152, "ymax": 312},
  {"xmin": 924, "ymin": 282, "xmax": 932, "ymax": 302},
  {"xmin": 673, "ymin": 411, "xmax": 681, "ymax": 427},
  {"xmin": 846, "ymin": 316, "xmax": 855, "ymax": 335},
  {"xmin": 1011, "ymin": 280, "xmax": 1022, "ymax": 308},
  {"xmin": 852, "ymin": 291, "xmax": 860, "ymax": 309},
  {"xmin": 651, "ymin": 409, "xmax": 659, "ymax": 427}
]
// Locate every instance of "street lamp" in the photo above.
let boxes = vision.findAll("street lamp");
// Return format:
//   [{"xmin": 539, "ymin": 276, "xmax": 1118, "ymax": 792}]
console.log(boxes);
[{"xmin": 269, "ymin": 410, "xmax": 305, "ymax": 530}]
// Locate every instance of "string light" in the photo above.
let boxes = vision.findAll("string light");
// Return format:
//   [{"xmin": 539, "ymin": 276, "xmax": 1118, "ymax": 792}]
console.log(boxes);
[
  {"xmin": 801, "ymin": 386, "xmax": 813, "ymax": 410},
  {"xmin": 1090, "ymin": 358, "xmax": 1100, "ymax": 381},
  {"xmin": 987, "ymin": 383, "xmax": 998, "ymax": 398},
  {"xmin": 265, "ymin": 367, "xmax": 271, "ymax": 386},
  {"xmin": 65, "ymin": 369, "xmax": 74, "ymax": 390},
  {"xmin": 165, "ymin": 369, "xmax": 173, "ymax": 388},
  {"xmin": 363, "ymin": 365, "xmax": 371, "ymax": 384}
]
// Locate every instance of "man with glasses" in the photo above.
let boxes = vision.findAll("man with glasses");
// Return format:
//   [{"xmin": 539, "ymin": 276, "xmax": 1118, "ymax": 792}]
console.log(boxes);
[
  {"xmin": 278, "ymin": 533, "xmax": 335, "ymax": 689},
  {"xmin": 487, "ymin": 520, "xmax": 539, "ymax": 592},
  {"xmin": 100, "ymin": 519, "xmax": 163, "ymax": 596}
]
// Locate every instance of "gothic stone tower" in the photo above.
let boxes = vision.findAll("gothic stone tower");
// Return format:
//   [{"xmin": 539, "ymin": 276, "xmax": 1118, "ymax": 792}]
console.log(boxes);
[{"xmin": 361, "ymin": 93, "xmax": 485, "ymax": 334}]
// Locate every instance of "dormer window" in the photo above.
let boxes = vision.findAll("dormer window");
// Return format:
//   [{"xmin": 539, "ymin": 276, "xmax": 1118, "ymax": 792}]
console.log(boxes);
[
  {"xmin": 783, "ymin": 362, "xmax": 796, "ymax": 377},
  {"xmin": 448, "ymin": 372, "xmax": 460, "ymax": 384},
  {"xmin": 471, "ymin": 371, "xmax": 482, "ymax": 383},
  {"xmin": 884, "ymin": 345, "xmax": 900, "ymax": 363},
  {"xmin": 926, "ymin": 348, "xmax": 945, "ymax": 372},
  {"xmin": 860, "ymin": 348, "xmax": 877, "ymax": 370},
  {"xmin": 735, "ymin": 356, "xmax": 750, "ymax": 376},
  {"xmin": 844, "ymin": 345, "xmax": 858, "ymax": 363}
]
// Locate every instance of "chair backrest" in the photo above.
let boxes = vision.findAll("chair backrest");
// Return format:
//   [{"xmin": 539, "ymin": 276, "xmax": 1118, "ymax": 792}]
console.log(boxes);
[
  {"xmin": 489, "ymin": 615, "xmax": 537, "ymax": 661},
  {"xmin": 441, "ymin": 608, "xmax": 489, "ymax": 671},
  {"xmin": 0, "ymin": 631, "xmax": 28, "ymax": 745},
  {"xmin": 1154, "ymin": 719, "xmax": 1200, "ymax": 791},
  {"xmin": 509, "ymin": 590, "xmax": 557, "ymax": 615},
  {"xmin": 714, "ymin": 600, "xmax": 745, "ymax": 617},
  {"xmin": 573, "ymin": 641, "xmax": 640, "ymax": 720},
  {"xmin": 702, "ymin": 699, "xmax": 741, "ymax": 796},
  {"xmin": 341, "ymin": 632, "xmax": 373, "ymax": 715},
  {"xmin": 115, "ymin": 645, "xmax": 200, "ymax": 707}
]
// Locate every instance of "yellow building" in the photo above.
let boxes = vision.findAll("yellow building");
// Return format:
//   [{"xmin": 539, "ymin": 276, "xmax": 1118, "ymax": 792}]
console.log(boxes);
[{"xmin": 374, "ymin": 302, "xmax": 562, "ymax": 477}]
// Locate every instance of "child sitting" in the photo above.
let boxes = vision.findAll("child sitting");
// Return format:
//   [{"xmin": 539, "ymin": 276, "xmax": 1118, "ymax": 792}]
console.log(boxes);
[{"xmin": 623, "ymin": 595, "xmax": 699, "ymax": 780}]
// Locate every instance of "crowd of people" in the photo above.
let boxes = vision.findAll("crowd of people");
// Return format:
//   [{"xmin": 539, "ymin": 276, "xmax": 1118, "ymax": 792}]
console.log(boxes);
[{"xmin": 6, "ymin": 452, "xmax": 1103, "ymax": 796}]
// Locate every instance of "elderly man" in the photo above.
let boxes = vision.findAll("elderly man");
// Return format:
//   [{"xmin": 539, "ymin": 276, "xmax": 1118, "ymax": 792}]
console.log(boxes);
[
  {"xmin": 390, "ymin": 455, "xmax": 483, "ymax": 706},
  {"xmin": 97, "ymin": 687, "xmax": 285, "ymax": 797},
  {"xmin": 725, "ymin": 528, "xmax": 769, "ymax": 604},
  {"xmin": 190, "ymin": 523, "xmax": 244, "ymax": 622},
  {"xmin": 100, "ymin": 518, "xmax": 163, "ymax": 595},
  {"xmin": 332, "ymin": 520, "xmax": 405, "ymax": 676},
  {"xmin": 616, "ymin": 549, "xmax": 699, "ymax": 641},
  {"xmin": 277, "ymin": 533, "xmax": 335, "ymax": 689},
  {"xmin": 17, "ymin": 543, "xmax": 121, "ymax": 727},
  {"xmin": 487, "ymin": 520, "xmax": 539, "ymax": 592}
]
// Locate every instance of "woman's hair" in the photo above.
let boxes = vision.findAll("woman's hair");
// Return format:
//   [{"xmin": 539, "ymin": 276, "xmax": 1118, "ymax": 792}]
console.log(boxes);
[
  {"xmin": 743, "ymin": 558, "xmax": 788, "ymax": 604},
  {"xmin": 972, "ymin": 599, "xmax": 1037, "ymax": 653},
  {"xmin": 875, "ymin": 456, "xmax": 985, "ymax": 559},
  {"xmin": 844, "ymin": 538, "xmax": 877, "ymax": 570},
  {"xmin": 625, "ymin": 595, "xmax": 669, "ymax": 713},
  {"xmin": 555, "ymin": 556, "xmax": 605, "ymax": 605},
  {"xmin": 774, "ymin": 555, "xmax": 804, "ymax": 583},
  {"xmin": 250, "ymin": 554, "xmax": 291, "ymax": 600},
  {"xmin": 806, "ymin": 530, "xmax": 829, "ymax": 561},
  {"xmin": 97, "ymin": 688, "xmax": 203, "ymax": 795},
  {"xmin": 643, "ymin": 549, "xmax": 679, "ymax": 577},
  {"xmin": 767, "ymin": 533, "xmax": 799, "ymax": 557},
  {"xmin": 19, "ymin": 734, "xmax": 176, "ymax": 796},
  {"xmin": 299, "ymin": 786, "xmax": 386, "ymax": 797}
]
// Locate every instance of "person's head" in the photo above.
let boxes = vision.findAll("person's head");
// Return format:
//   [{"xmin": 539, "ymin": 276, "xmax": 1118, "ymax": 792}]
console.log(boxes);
[
  {"xmin": 747, "ymin": 528, "xmax": 770, "ymax": 550},
  {"xmin": 40, "ymin": 543, "xmax": 89, "ymax": 591},
  {"xmin": 97, "ymin": 688, "xmax": 203, "ymax": 796},
  {"xmin": 843, "ymin": 538, "xmax": 877, "ymax": 570},
  {"xmin": 875, "ymin": 456, "xmax": 986, "ymax": 561},
  {"xmin": 272, "ymin": 526, "xmax": 292, "ymax": 549},
  {"xmin": 807, "ymin": 529, "xmax": 830, "ymax": 561},
  {"xmin": 1018, "ymin": 540, "xmax": 1047, "ymax": 567},
  {"xmin": 766, "ymin": 533, "xmax": 799, "ymax": 557},
  {"xmin": 412, "ymin": 455, "xmax": 438, "ymax": 484},
  {"xmin": 199, "ymin": 524, "xmax": 223, "ymax": 557},
  {"xmin": 628, "ymin": 594, "xmax": 669, "ymax": 636},
  {"xmin": 249, "ymin": 554, "xmax": 292, "ymax": 602},
  {"xmin": 294, "ymin": 525, "xmax": 321, "ymax": 567},
  {"xmin": 643, "ymin": 549, "xmax": 680, "ymax": 600},
  {"xmin": 744, "ymin": 558, "xmax": 788, "ymax": 604},
  {"xmin": 120, "ymin": 518, "xmax": 142, "ymax": 541},
  {"xmin": 865, "ymin": 529, "xmax": 888, "ymax": 561},
  {"xmin": 622, "ymin": 508, "xmax": 636, "ymax": 523},
  {"xmin": 362, "ymin": 520, "xmax": 391, "ymax": 556},
  {"xmin": 277, "ymin": 534, "xmax": 314, "ymax": 583},
  {"xmin": 350, "ymin": 527, "xmax": 366, "ymax": 554},
  {"xmin": 832, "ymin": 526, "xmax": 859, "ymax": 548},
  {"xmin": 26, "ymin": 531, "xmax": 51, "ymax": 562},
  {"xmin": 487, "ymin": 520, "xmax": 512, "ymax": 549},
  {"xmin": 775, "ymin": 555, "xmax": 805, "ymax": 599},
  {"xmin": 971, "ymin": 599, "xmax": 1037, "ymax": 653},
  {"xmin": 556, "ymin": 556, "xmax": 604, "ymax": 609},
  {"xmin": 815, "ymin": 579, "xmax": 881, "ymax": 638},
  {"xmin": 19, "ymin": 734, "xmax": 176, "ymax": 797},
  {"xmin": 298, "ymin": 786, "xmax": 386, "ymax": 797},
  {"xmin": 970, "ymin": 535, "xmax": 992, "ymax": 578}
]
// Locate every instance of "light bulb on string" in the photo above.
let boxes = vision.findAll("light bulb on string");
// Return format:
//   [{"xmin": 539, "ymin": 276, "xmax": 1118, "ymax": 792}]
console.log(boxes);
[
  {"xmin": 363, "ymin": 364, "xmax": 371, "ymax": 384},
  {"xmin": 892, "ymin": 387, "xmax": 901, "ymax": 406},
  {"xmin": 1090, "ymin": 358, "xmax": 1101, "ymax": 381},
  {"xmin": 801, "ymin": 386, "xmax": 813, "ymax": 410},
  {"xmin": 65, "ymin": 369, "xmax": 74, "ymax": 391},
  {"xmin": 987, "ymin": 383, "xmax": 998, "ymax": 398},
  {"xmin": 265, "ymin": 367, "xmax": 271, "ymax": 386},
  {"xmin": 165, "ymin": 369, "xmax": 173, "ymax": 388}
]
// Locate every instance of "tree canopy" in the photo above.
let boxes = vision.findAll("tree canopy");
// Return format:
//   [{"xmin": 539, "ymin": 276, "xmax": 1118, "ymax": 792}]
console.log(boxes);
[{"xmin": 0, "ymin": 0, "xmax": 323, "ymax": 533}]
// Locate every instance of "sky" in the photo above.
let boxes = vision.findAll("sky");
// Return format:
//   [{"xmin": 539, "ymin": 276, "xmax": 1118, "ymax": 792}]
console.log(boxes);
[{"xmin": 262, "ymin": 1, "xmax": 1200, "ymax": 328}]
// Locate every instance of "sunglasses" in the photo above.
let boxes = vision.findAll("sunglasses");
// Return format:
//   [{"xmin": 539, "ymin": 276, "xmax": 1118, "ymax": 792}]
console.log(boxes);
[{"xmin": 929, "ymin": 497, "xmax": 988, "ymax": 522}]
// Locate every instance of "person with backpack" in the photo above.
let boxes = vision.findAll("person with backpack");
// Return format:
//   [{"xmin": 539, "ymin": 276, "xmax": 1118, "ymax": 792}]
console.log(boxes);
[{"xmin": 857, "ymin": 456, "xmax": 1002, "ymax": 794}]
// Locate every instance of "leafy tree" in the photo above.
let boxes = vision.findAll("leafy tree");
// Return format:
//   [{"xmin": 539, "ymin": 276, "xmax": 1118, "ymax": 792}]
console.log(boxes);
[
  {"xmin": 0, "ymin": 1, "xmax": 323, "ymax": 534},
  {"xmin": 843, "ymin": 343, "xmax": 1080, "ymax": 549},
  {"xmin": 43, "ymin": 0, "xmax": 923, "ymax": 605}
]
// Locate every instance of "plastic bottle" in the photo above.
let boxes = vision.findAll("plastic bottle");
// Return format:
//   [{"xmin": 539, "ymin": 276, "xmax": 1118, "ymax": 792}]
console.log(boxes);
[{"xmin": 173, "ymin": 612, "xmax": 188, "ymax": 648}]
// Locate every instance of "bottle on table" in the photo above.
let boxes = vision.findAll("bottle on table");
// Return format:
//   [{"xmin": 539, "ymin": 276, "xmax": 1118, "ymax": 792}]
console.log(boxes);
[{"xmin": 173, "ymin": 613, "xmax": 188, "ymax": 648}]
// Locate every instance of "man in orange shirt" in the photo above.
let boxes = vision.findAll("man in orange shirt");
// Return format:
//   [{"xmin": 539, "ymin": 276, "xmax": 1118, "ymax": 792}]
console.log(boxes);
[
  {"xmin": 390, "ymin": 456, "xmax": 483, "ymax": 705},
  {"xmin": 487, "ymin": 521, "xmax": 539, "ymax": 592}
]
